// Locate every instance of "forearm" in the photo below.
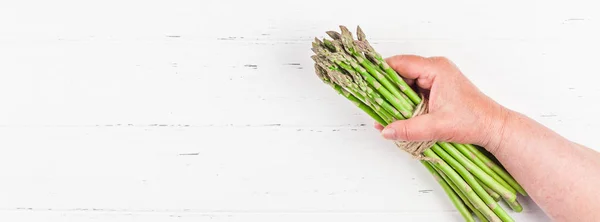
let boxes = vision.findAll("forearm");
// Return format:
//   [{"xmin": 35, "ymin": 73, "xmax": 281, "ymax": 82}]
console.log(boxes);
[
  {"xmin": 488, "ymin": 109, "xmax": 600, "ymax": 221},
  {"xmin": 378, "ymin": 54, "xmax": 600, "ymax": 220}
]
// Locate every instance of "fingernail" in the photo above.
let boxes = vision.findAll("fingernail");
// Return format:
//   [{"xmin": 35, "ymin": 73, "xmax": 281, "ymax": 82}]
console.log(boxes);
[{"xmin": 381, "ymin": 128, "xmax": 396, "ymax": 140}]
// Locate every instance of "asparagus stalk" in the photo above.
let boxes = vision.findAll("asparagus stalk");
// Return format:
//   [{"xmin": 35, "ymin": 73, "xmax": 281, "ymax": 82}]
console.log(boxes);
[
  {"xmin": 353, "ymin": 26, "xmax": 421, "ymax": 104},
  {"xmin": 430, "ymin": 144, "xmax": 512, "ymax": 222},
  {"xmin": 357, "ymin": 43, "xmax": 416, "ymax": 107},
  {"xmin": 476, "ymin": 177, "xmax": 502, "ymax": 202},
  {"xmin": 423, "ymin": 148, "xmax": 502, "ymax": 222},
  {"xmin": 503, "ymin": 196, "xmax": 523, "ymax": 213},
  {"xmin": 328, "ymin": 29, "xmax": 402, "ymax": 94},
  {"xmin": 313, "ymin": 56, "xmax": 397, "ymax": 124},
  {"xmin": 324, "ymin": 37, "xmax": 416, "ymax": 109},
  {"xmin": 312, "ymin": 42, "xmax": 408, "ymax": 120},
  {"xmin": 313, "ymin": 64, "xmax": 387, "ymax": 125},
  {"xmin": 423, "ymin": 161, "xmax": 475, "ymax": 222},
  {"xmin": 432, "ymin": 163, "xmax": 490, "ymax": 222},
  {"xmin": 438, "ymin": 142, "xmax": 517, "ymax": 202},
  {"xmin": 338, "ymin": 26, "xmax": 416, "ymax": 118},
  {"xmin": 452, "ymin": 143, "xmax": 517, "ymax": 195},
  {"xmin": 464, "ymin": 144, "xmax": 527, "ymax": 196},
  {"xmin": 336, "ymin": 86, "xmax": 386, "ymax": 126},
  {"xmin": 334, "ymin": 51, "xmax": 413, "ymax": 118},
  {"xmin": 315, "ymin": 62, "xmax": 397, "ymax": 122}
]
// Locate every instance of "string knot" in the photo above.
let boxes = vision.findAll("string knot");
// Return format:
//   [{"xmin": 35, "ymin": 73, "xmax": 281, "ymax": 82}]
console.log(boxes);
[{"xmin": 393, "ymin": 94, "xmax": 438, "ymax": 162}]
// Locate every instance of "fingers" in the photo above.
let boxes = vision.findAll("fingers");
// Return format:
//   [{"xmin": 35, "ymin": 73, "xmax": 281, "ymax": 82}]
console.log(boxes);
[
  {"xmin": 374, "ymin": 122, "xmax": 384, "ymax": 131},
  {"xmin": 385, "ymin": 55, "xmax": 436, "ymax": 89},
  {"xmin": 385, "ymin": 55, "xmax": 429, "ymax": 79},
  {"xmin": 380, "ymin": 114, "xmax": 442, "ymax": 141}
]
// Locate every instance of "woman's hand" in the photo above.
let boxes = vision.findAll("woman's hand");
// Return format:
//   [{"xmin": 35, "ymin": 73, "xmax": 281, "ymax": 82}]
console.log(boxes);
[
  {"xmin": 375, "ymin": 54, "xmax": 600, "ymax": 221},
  {"xmin": 374, "ymin": 55, "xmax": 509, "ymax": 153}
]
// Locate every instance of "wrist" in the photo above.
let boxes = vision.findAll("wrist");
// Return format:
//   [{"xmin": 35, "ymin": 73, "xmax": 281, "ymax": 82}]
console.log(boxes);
[{"xmin": 479, "ymin": 103, "xmax": 514, "ymax": 154}]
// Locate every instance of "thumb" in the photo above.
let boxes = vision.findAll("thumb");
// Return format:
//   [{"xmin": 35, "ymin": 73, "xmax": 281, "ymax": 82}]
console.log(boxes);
[{"xmin": 381, "ymin": 114, "xmax": 442, "ymax": 141}]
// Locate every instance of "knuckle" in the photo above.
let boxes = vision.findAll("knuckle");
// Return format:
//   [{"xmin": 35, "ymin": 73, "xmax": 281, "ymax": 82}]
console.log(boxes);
[
  {"xmin": 430, "ymin": 56, "xmax": 449, "ymax": 63},
  {"xmin": 388, "ymin": 55, "xmax": 406, "ymax": 64},
  {"xmin": 429, "ymin": 56, "xmax": 454, "ymax": 67},
  {"xmin": 401, "ymin": 123, "xmax": 412, "ymax": 141}
]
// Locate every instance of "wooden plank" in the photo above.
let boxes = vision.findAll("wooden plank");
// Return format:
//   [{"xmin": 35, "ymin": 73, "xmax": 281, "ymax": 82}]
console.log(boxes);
[{"xmin": 0, "ymin": 0, "xmax": 597, "ymax": 221}]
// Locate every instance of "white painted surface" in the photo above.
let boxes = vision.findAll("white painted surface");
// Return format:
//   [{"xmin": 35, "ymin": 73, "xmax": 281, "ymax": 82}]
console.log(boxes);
[{"xmin": 0, "ymin": 0, "xmax": 598, "ymax": 221}]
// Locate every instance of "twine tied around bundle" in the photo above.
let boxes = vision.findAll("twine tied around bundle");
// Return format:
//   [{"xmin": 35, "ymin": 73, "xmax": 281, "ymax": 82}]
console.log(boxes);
[{"xmin": 393, "ymin": 94, "xmax": 438, "ymax": 162}]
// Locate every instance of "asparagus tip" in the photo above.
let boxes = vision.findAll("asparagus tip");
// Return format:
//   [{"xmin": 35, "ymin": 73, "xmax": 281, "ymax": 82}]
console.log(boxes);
[
  {"xmin": 311, "ymin": 42, "xmax": 320, "ymax": 50},
  {"xmin": 326, "ymin": 31, "xmax": 341, "ymax": 40},
  {"xmin": 339, "ymin": 25, "xmax": 351, "ymax": 36},
  {"xmin": 310, "ymin": 55, "xmax": 319, "ymax": 62},
  {"xmin": 354, "ymin": 40, "xmax": 367, "ymax": 51},
  {"xmin": 314, "ymin": 64, "xmax": 328, "ymax": 82},
  {"xmin": 356, "ymin": 26, "xmax": 366, "ymax": 41},
  {"xmin": 338, "ymin": 25, "xmax": 358, "ymax": 54},
  {"xmin": 322, "ymin": 38, "xmax": 337, "ymax": 52},
  {"xmin": 313, "ymin": 37, "xmax": 323, "ymax": 45}
]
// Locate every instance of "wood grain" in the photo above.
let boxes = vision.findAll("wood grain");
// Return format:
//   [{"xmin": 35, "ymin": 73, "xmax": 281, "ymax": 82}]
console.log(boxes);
[{"xmin": 1, "ymin": 0, "xmax": 598, "ymax": 221}]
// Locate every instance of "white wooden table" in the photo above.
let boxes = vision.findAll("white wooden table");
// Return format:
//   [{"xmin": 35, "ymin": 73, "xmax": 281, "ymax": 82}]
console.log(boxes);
[{"xmin": 1, "ymin": 0, "xmax": 598, "ymax": 221}]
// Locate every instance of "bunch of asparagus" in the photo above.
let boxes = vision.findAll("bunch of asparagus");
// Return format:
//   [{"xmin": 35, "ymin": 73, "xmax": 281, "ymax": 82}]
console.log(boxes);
[{"xmin": 310, "ymin": 25, "xmax": 528, "ymax": 222}]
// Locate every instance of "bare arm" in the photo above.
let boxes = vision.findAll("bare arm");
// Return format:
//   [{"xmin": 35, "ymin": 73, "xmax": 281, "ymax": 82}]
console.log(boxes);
[
  {"xmin": 376, "ymin": 55, "xmax": 600, "ymax": 221},
  {"xmin": 490, "ymin": 109, "xmax": 600, "ymax": 221}
]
